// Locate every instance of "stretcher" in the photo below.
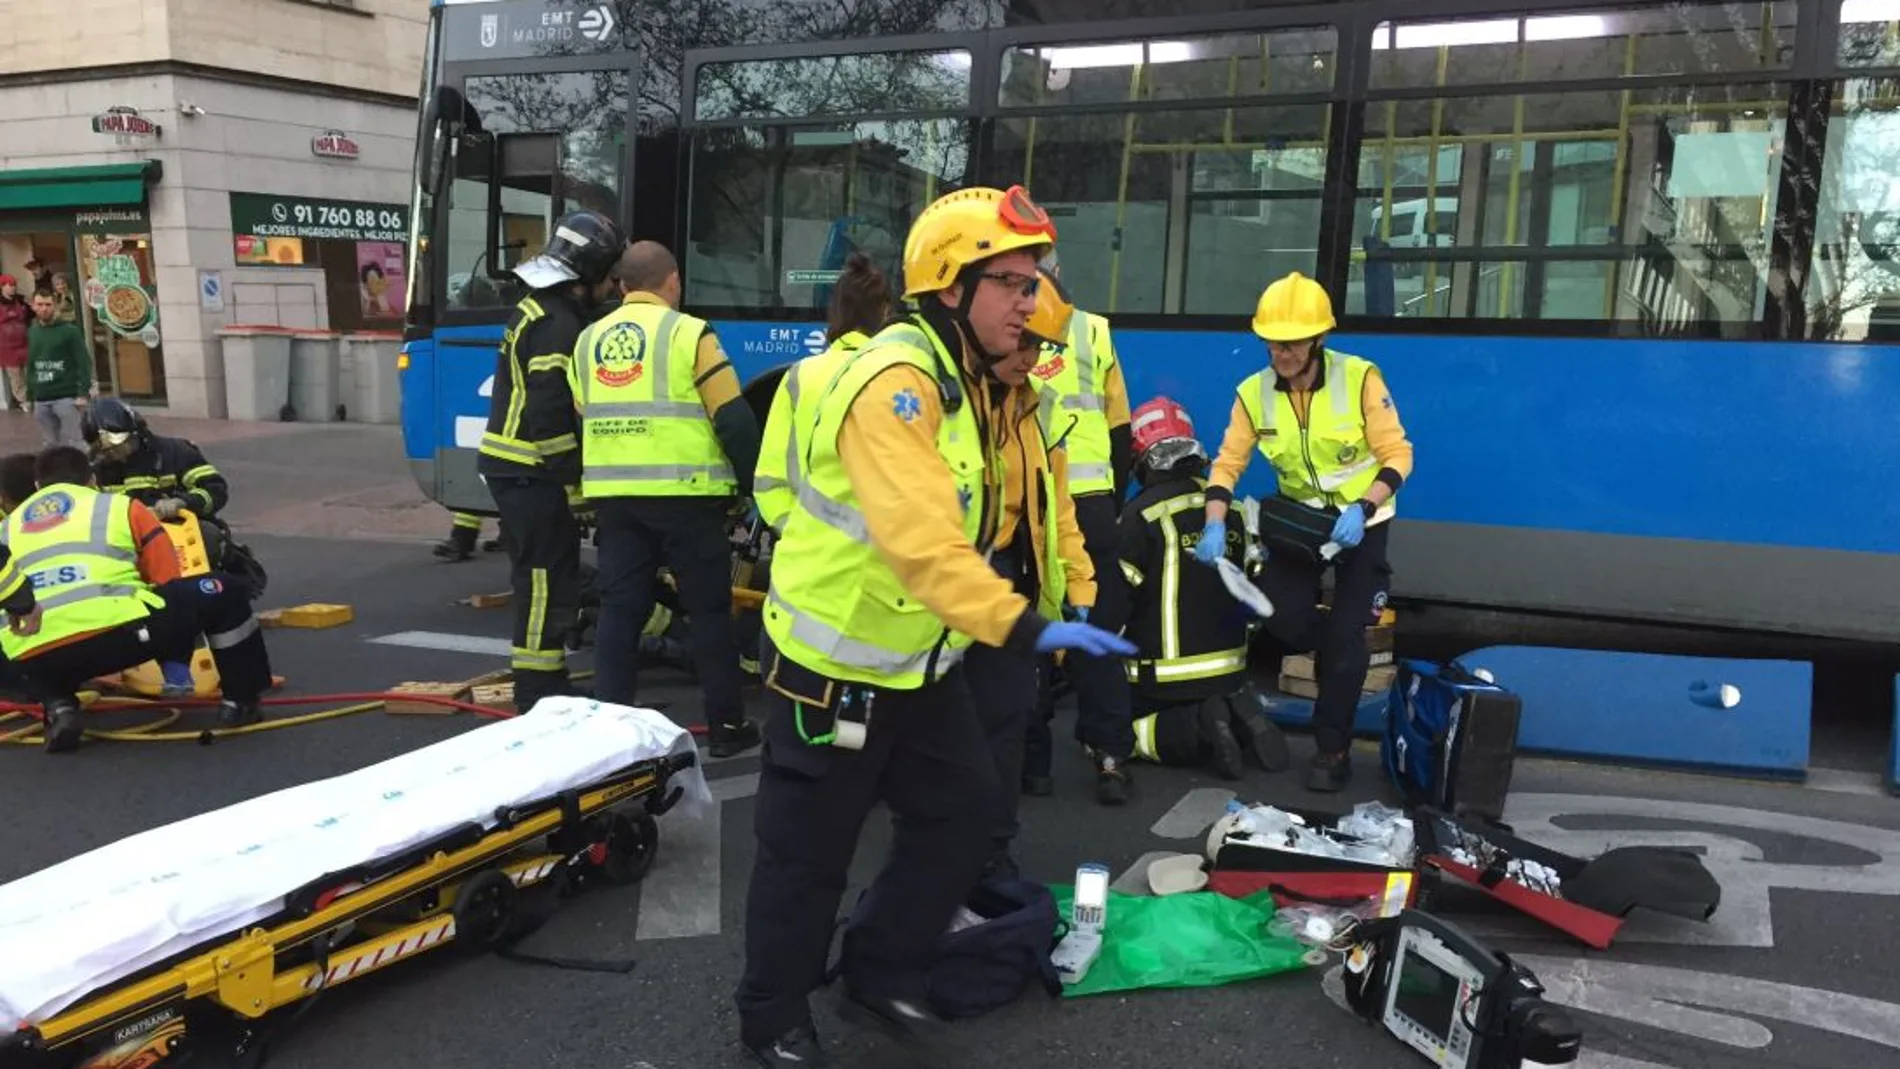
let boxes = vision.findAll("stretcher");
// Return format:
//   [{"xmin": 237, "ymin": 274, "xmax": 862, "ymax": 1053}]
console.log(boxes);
[{"xmin": 0, "ymin": 698, "xmax": 710, "ymax": 1069}]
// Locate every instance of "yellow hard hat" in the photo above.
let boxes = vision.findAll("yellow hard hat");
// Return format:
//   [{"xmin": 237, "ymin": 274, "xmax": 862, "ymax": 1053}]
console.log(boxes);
[
  {"xmin": 1251, "ymin": 271, "xmax": 1336, "ymax": 341},
  {"xmin": 1024, "ymin": 266, "xmax": 1075, "ymax": 347},
  {"xmin": 902, "ymin": 185, "xmax": 1058, "ymax": 298}
]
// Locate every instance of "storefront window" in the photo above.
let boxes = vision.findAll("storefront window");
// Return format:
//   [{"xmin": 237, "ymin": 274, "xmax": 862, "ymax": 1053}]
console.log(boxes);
[
  {"xmin": 77, "ymin": 221, "xmax": 165, "ymax": 399},
  {"xmin": 227, "ymin": 193, "xmax": 410, "ymax": 331},
  {"xmin": 3, "ymin": 209, "xmax": 165, "ymax": 401}
]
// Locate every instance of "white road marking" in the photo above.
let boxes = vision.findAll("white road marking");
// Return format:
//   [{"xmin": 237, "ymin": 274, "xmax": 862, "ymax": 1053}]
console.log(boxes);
[
  {"xmin": 1573, "ymin": 1055, "xmax": 1685, "ymax": 1069},
  {"xmin": 1324, "ymin": 963, "xmax": 1681, "ymax": 1069},
  {"xmin": 1502, "ymin": 793, "xmax": 1900, "ymax": 947},
  {"xmin": 635, "ymin": 772, "xmax": 759, "ymax": 941},
  {"xmin": 1522, "ymin": 957, "xmax": 1900, "ymax": 1054},
  {"xmin": 367, "ymin": 630, "xmax": 512, "ymax": 657},
  {"xmin": 1150, "ymin": 787, "xmax": 1236, "ymax": 840},
  {"xmin": 1111, "ymin": 851, "xmax": 1182, "ymax": 895},
  {"xmin": 1803, "ymin": 767, "xmax": 1889, "ymax": 797}
]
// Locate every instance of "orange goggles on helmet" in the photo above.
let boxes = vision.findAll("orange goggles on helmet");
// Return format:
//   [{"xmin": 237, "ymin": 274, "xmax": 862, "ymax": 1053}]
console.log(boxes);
[{"xmin": 1000, "ymin": 185, "xmax": 1058, "ymax": 240}]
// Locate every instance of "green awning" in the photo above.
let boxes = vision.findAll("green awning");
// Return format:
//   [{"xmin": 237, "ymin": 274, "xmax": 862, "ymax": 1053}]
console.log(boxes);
[{"xmin": 0, "ymin": 161, "xmax": 161, "ymax": 211}]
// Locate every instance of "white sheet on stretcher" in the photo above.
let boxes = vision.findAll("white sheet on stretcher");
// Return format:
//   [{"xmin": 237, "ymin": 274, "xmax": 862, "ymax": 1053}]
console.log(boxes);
[{"xmin": 0, "ymin": 698, "xmax": 711, "ymax": 1027}]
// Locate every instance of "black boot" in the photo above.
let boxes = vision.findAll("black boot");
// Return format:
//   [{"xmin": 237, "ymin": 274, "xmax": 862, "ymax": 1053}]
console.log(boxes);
[
  {"xmin": 510, "ymin": 669, "xmax": 572, "ymax": 713},
  {"xmin": 433, "ymin": 525, "xmax": 476, "ymax": 562},
  {"xmin": 1229, "ymin": 694, "xmax": 1292, "ymax": 773},
  {"xmin": 42, "ymin": 697, "xmax": 83, "ymax": 753},
  {"xmin": 217, "ymin": 699, "xmax": 263, "ymax": 728},
  {"xmin": 744, "ymin": 1021, "xmax": 830, "ymax": 1068},
  {"xmin": 709, "ymin": 716, "xmax": 762, "ymax": 758},
  {"xmin": 1197, "ymin": 699, "xmax": 1245, "ymax": 781},
  {"xmin": 1094, "ymin": 750, "xmax": 1131, "ymax": 805},
  {"xmin": 1305, "ymin": 749, "xmax": 1353, "ymax": 792}
]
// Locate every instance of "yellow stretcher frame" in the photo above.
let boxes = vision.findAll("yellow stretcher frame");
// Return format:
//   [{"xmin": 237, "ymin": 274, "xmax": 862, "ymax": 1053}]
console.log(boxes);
[{"xmin": 1, "ymin": 750, "xmax": 698, "ymax": 1069}]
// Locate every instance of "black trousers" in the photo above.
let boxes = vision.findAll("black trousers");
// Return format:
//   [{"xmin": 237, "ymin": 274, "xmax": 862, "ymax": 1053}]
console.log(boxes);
[
  {"xmin": 489, "ymin": 477, "xmax": 582, "ymax": 704},
  {"xmin": 971, "ymin": 637, "xmax": 1038, "ymax": 846},
  {"xmin": 969, "ymin": 543, "xmax": 1040, "ymax": 843},
  {"xmin": 734, "ymin": 637, "xmax": 996, "ymax": 1045},
  {"xmin": 1024, "ymin": 492, "xmax": 1137, "ymax": 775},
  {"xmin": 1140, "ymin": 703, "xmax": 1205, "ymax": 765},
  {"xmin": 15, "ymin": 575, "xmax": 272, "ymax": 703},
  {"xmin": 591, "ymin": 496, "xmax": 743, "ymax": 725},
  {"xmin": 1254, "ymin": 518, "xmax": 1393, "ymax": 754},
  {"xmin": 1065, "ymin": 492, "xmax": 1135, "ymax": 758}
]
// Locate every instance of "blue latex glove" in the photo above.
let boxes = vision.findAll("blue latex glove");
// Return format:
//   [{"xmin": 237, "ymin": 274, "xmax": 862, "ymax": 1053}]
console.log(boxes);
[
  {"xmin": 1331, "ymin": 504, "xmax": 1367, "ymax": 549},
  {"xmin": 1193, "ymin": 519, "xmax": 1226, "ymax": 565},
  {"xmin": 1074, "ymin": 606, "xmax": 1090, "ymax": 623},
  {"xmin": 1035, "ymin": 621, "xmax": 1138, "ymax": 658}
]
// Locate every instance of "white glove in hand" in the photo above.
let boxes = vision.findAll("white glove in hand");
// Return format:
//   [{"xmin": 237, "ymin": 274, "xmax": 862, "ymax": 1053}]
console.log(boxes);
[{"xmin": 153, "ymin": 497, "xmax": 187, "ymax": 520}]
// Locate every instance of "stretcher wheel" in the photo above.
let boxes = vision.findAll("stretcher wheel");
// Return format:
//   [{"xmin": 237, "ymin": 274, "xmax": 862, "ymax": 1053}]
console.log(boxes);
[
  {"xmin": 596, "ymin": 812, "xmax": 659, "ymax": 886},
  {"xmin": 451, "ymin": 870, "xmax": 518, "ymax": 953}
]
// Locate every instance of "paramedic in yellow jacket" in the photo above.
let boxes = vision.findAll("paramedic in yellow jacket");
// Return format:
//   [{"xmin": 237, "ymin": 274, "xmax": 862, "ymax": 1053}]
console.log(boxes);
[
  {"xmin": 734, "ymin": 186, "xmax": 1133, "ymax": 1067},
  {"xmin": 973, "ymin": 264, "xmax": 1100, "ymax": 879},
  {"xmin": 1026, "ymin": 259, "xmax": 1138, "ymax": 806},
  {"xmin": 1195, "ymin": 271, "xmax": 1414, "ymax": 794},
  {"xmin": 753, "ymin": 252, "xmax": 893, "ymax": 533}
]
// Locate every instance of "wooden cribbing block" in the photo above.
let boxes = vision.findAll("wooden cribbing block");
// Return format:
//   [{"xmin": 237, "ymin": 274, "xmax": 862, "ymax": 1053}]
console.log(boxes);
[{"xmin": 259, "ymin": 604, "xmax": 354, "ymax": 629}]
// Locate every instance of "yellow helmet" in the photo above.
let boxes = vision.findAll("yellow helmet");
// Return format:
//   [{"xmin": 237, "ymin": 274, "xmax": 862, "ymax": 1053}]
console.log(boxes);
[
  {"xmin": 902, "ymin": 185, "xmax": 1058, "ymax": 298},
  {"xmin": 1251, "ymin": 271, "xmax": 1336, "ymax": 341},
  {"xmin": 1024, "ymin": 266, "xmax": 1075, "ymax": 348}
]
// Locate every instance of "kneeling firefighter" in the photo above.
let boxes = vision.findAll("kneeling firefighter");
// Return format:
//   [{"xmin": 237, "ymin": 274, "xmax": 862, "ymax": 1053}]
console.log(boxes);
[
  {"xmin": 1195, "ymin": 272, "xmax": 1414, "ymax": 792},
  {"xmin": 0, "ymin": 446, "xmax": 274, "ymax": 753},
  {"xmin": 733, "ymin": 185, "xmax": 1133, "ymax": 1068},
  {"xmin": 84, "ymin": 397, "xmax": 267, "ymax": 598},
  {"xmin": 1117, "ymin": 397, "xmax": 1289, "ymax": 778}
]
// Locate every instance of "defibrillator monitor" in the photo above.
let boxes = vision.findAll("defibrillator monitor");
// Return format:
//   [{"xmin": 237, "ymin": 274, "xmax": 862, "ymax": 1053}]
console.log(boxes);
[{"xmin": 1383, "ymin": 924, "xmax": 1488, "ymax": 1067}]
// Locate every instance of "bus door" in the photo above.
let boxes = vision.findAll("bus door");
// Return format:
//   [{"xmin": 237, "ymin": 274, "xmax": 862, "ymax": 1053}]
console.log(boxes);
[{"xmin": 424, "ymin": 50, "xmax": 639, "ymax": 513}]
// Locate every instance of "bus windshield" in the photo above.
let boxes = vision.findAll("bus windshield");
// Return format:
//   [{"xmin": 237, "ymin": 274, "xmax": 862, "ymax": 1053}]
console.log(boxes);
[{"xmin": 439, "ymin": 68, "xmax": 629, "ymax": 311}]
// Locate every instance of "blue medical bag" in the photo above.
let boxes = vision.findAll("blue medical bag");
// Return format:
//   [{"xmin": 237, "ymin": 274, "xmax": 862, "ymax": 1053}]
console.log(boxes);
[{"xmin": 1382, "ymin": 659, "xmax": 1522, "ymax": 822}]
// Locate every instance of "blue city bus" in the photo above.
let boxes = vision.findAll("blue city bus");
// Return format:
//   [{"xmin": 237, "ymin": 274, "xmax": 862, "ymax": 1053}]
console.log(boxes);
[{"xmin": 400, "ymin": 0, "xmax": 1900, "ymax": 658}]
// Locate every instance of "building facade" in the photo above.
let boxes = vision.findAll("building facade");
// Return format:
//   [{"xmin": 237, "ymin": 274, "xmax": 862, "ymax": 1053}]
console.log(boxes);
[{"xmin": 0, "ymin": 0, "xmax": 427, "ymax": 415}]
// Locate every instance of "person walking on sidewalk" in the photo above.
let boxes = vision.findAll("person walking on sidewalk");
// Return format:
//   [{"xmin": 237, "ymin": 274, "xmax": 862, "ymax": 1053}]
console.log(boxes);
[
  {"xmin": 26, "ymin": 291, "xmax": 94, "ymax": 447},
  {"xmin": 0, "ymin": 276, "xmax": 29, "ymax": 411}
]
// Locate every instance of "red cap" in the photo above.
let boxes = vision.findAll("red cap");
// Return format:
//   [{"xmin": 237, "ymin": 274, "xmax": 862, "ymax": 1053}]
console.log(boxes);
[
  {"xmin": 1131, "ymin": 396, "xmax": 1196, "ymax": 456},
  {"xmin": 0, "ymin": 275, "xmax": 14, "ymax": 287}
]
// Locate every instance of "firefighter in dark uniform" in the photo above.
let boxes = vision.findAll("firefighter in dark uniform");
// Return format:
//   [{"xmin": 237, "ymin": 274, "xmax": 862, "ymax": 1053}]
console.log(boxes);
[
  {"xmin": 568, "ymin": 240, "xmax": 763, "ymax": 757},
  {"xmin": 84, "ymin": 396, "xmax": 266, "ymax": 600},
  {"xmin": 1118, "ymin": 397, "xmax": 1289, "ymax": 778},
  {"xmin": 477, "ymin": 209, "xmax": 626, "ymax": 711},
  {"xmin": 85, "ymin": 398, "xmax": 229, "ymax": 521}
]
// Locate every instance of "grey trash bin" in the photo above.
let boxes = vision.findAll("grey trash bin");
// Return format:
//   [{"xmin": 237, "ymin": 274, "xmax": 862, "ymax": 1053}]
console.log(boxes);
[
  {"xmin": 289, "ymin": 330, "xmax": 342, "ymax": 422},
  {"xmin": 218, "ymin": 327, "xmax": 294, "ymax": 421},
  {"xmin": 347, "ymin": 331, "xmax": 402, "ymax": 424}
]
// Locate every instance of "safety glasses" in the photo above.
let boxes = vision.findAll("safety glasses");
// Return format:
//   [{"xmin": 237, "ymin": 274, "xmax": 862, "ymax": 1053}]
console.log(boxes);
[
  {"xmin": 1000, "ymin": 185, "xmax": 1058, "ymax": 240},
  {"xmin": 980, "ymin": 271, "xmax": 1042, "ymax": 298}
]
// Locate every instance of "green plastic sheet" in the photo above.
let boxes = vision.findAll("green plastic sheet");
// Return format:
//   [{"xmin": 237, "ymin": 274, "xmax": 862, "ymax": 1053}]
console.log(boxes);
[{"xmin": 1048, "ymin": 884, "xmax": 1313, "ymax": 997}]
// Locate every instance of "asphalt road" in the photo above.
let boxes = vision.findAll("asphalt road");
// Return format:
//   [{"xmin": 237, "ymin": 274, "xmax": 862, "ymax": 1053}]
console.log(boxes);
[{"xmin": 4, "ymin": 528, "xmax": 1899, "ymax": 1069}]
